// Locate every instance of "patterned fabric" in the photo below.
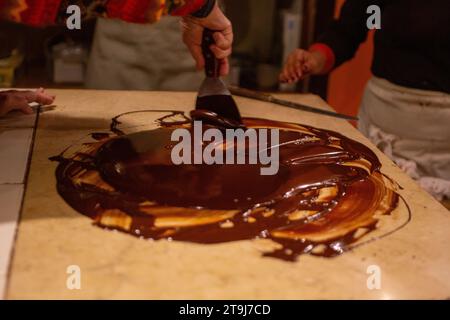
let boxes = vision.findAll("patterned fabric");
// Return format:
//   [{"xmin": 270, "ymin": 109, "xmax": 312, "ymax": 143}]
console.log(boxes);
[{"xmin": 0, "ymin": 0, "xmax": 206, "ymax": 26}]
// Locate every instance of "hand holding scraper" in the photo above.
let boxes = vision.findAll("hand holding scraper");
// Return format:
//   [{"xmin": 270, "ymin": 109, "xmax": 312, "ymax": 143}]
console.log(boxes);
[{"xmin": 192, "ymin": 28, "xmax": 243, "ymax": 128}]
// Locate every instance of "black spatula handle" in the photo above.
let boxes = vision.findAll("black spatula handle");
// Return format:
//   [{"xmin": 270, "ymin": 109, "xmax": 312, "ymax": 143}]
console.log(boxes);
[{"xmin": 202, "ymin": 28, "xmax": 220, "ymax": 78}]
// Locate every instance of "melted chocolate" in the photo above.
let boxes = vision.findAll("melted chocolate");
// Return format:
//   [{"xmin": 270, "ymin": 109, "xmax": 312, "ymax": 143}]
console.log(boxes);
[{"xmin": 52, "ymin": 111, "xmax": 402, "ymax": 261}]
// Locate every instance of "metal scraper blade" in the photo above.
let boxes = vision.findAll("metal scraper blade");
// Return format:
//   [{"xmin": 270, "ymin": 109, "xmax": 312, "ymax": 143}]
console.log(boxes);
[
  {"xmin": 194, "ymin": 28, "xmax": 243, "ymax": 128},
  {"xmin": 196, "ymin": 77, "xmax": 242, "ymax": 126}
]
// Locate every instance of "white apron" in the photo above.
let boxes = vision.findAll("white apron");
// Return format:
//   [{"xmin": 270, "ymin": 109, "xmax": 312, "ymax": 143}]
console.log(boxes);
[
  {"xmin": 85, "ymin": 17, "xmax": 203, "ymax": 91},
  {"xmin": 358, "ymin": 76, "xmax": 450, "ymax": 201}
]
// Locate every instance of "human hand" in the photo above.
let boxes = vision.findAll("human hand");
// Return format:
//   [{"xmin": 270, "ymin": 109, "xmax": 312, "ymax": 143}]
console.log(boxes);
[
  {"xmin": 279, "ymin": 49, "xmax": 327, "ymax": 83},
  {"xmin": 0, "ymin": 88, "xmax": 55, "ymax": 117},
  {"xmin": 181, "ymin": 2, "xmax": 233, "ymax": 76}
]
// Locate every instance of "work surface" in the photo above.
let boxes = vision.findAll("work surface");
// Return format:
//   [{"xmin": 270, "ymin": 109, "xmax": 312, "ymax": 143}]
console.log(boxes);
[{"xmin": 5, "ymin": 90, "xmax": 450, "ymax": 299}]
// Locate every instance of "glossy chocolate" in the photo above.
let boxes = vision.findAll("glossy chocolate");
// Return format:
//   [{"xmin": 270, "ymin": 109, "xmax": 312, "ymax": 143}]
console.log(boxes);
[{"xmin": 52, "ymin": 111, "xmax": 401, "ymax": 261}]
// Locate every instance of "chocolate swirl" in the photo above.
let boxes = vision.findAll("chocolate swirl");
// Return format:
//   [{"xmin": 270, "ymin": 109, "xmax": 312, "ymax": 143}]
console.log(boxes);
[{"xmin": 51, "ymin": 111, "xmax": 406, "ymax": 261}]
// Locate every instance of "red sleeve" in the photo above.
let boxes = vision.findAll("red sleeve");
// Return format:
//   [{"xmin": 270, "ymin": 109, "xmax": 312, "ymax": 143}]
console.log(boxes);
[
  {"xmin": 0, "ymin": 0, "xmax": 208, "ymax": 26},
  {"xmin": 309, "ymin": 43, "xmax": 336, "ymax": 74},
  {"xmin": 107, "ymin": 0, "xmax": 207, "ymax": 24}
]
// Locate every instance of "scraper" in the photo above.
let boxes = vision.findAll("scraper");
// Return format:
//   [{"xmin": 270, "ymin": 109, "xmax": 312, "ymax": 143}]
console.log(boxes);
[{"xmin": 194, "ymin": 29, "xmax": 243, "ymax": 128}]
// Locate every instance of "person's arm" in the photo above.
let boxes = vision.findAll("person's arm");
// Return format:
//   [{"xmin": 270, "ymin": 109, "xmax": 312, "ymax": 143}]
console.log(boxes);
[
  {"xmin": 107, "ymin": 0, "xmax": 214, "ymax": 24},
  {"xmin": 1, "ymin": 0, "xmax": 231, "ymax": 75},
  {"xmin": 0, "ymin": 0, "xmax": 212, "ymax": 26},
  {"xmin": 280, "ymin": 0, "xmax": 385, "ymax": 83}
]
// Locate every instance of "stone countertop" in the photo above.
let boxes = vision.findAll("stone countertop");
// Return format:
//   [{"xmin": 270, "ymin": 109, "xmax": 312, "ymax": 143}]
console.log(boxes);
[{"xmin": 4, "ymin": 89, "xmax": 450, "ymax": 299}]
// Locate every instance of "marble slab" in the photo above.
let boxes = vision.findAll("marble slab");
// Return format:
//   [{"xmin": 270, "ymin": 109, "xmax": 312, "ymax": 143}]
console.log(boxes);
[{"xmin": 5, "ymin": 89, "xmax": 450, "ymax": 299}]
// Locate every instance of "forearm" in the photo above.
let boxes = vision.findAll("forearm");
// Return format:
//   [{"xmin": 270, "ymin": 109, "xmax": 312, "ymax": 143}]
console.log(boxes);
[{"xmin": 0, "ymin": 0, "xmax": 211, "ymax": 27}]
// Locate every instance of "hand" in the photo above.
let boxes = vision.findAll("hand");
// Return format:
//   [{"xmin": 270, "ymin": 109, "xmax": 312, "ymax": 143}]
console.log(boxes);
[
  {"xmin": 0, "ymin": 88, "xmax": 55, "ymax": 117},
  {"xmin": 279, "ymin": 49, "xmax": 326, "ymax": 83},
  {"xmin": 181, "ymin": 2, "xmax": 233, "ymax": 76}
]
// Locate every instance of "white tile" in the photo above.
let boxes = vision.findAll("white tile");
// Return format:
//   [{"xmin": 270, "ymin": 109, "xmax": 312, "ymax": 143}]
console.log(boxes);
[
  {"xmin": 0, "ymin": 184, "xmax": 24, "ymax": 299},
  {"xmin": 0, "ymin": 128, "xmax": 34, "ymax": 184}
]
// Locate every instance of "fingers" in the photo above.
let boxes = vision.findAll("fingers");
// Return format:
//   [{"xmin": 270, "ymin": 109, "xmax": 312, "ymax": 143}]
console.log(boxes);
[
  {"xmin": 212, "ymin": 26, "xmax": 231, "ymax": 47},
  {"xmin": 279, "ymin": 49, "xmax": 311, "ymax": 83},
  {"xmin": 212, "ymin": 30, "xmax": 232, "ymax": 51},
  {"xmin": 36, "ymin": 87, "xmax": 56, "ymax": 101},
  {"xmin": 0, "ymin": 89, "xmax": 55, "ymax": 117},
  {"xmin": 219, "ymin": 58, "xmax": 229, "ymax": 77},
  {"xmin": 210, "ymin": 31, "xmax": 232, "ymax": 60},
  {"xmin": 210, "ymin": 44, "xmax": 232, "ymax": 60},
  {"xmin": 24, "ymin": 88, "xmax": 55, "ymax": 105},
  {"xmin": 210, "ymin": 30, "xmax": 232, "ymax": 75},
  {"xmin": 181, "ymin": 18, "xmax": 205, "ymax": 70},
  {"xmin": 280, "ymin": 53, "xmax": 298, "ymax": 83},
  {"xmin": 287, "ymin": 55, "xmax": 301, "ymax": 82},
  {"xmin": 288, "ymin": 50, "xmax": 305, "ymax": 82},
  {"xmin": 187, "ymin": 42, "xmax": 205, "ymax": 71},
  {"xmin": 280, "ymin": 62, "xmax": 297, "ymax": 84}
]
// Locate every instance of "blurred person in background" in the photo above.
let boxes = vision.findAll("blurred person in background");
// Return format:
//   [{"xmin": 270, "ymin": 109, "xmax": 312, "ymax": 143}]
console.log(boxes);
[
  {"xmin": 280, "ymin": 0, "xmax": 450, "ymax": 201},
  {"xmin": 0, "ymin": 0, "xmax": 232, "ymax": 114}
]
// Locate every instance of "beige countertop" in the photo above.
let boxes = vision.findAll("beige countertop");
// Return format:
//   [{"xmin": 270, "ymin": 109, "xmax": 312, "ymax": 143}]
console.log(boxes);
[{"xmin": 4, "ymin": 89, "xmax": 450, "ymax": 299}]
